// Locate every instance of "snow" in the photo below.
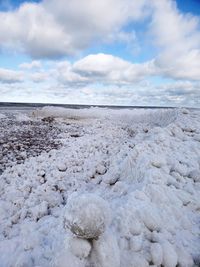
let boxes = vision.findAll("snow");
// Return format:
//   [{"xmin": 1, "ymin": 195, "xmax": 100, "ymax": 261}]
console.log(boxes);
[
  {"xmin": 162, "ymin": 241, "xmax": 178, "ymax": 267},
  {"xmin": 91, "ymin": 230, "xmax": 120, "ymax": 267},
  {"xmin": 64, "ymin": 193, "xmax": 111, "ymax": 239},
  {"xmin": 150, "ymin": 242, "xmax": 163, "ymax": 266},
  {"xmin": 68, "ymin": 236, "xmax": 92, "ymax": 259},
  {"xmin": 0, "ymin": 106, "xmax": 200, "ymax": 267}
]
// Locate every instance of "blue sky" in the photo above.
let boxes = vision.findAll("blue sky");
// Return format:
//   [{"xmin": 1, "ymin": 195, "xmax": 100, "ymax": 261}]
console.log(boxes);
[{"xmin": 0, "ymin": 0, "xmax": 200, "ymax": 107}]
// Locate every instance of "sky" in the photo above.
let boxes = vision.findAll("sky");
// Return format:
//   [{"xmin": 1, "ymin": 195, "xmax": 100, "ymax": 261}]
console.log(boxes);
[{"xmin": 0, "ymin": 0, "xmax": 200, "ymax": 107}]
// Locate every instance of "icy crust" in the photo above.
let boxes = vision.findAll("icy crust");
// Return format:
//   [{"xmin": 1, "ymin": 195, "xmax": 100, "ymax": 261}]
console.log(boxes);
[
  {"xmin": 64, "ymin": 194, "xmax": 111, "ymax": 239},
  {"xmin": 34, "ymin": 106, "xmax": 178, "ymax": 127},
  {"xmin": 0, "ymin": 108, "xmax": 200, "ymax": 267}
]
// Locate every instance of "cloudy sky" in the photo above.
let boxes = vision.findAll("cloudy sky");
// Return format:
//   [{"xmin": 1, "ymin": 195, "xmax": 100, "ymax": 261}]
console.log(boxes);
[{"xmin": 0, "ymin": 0, "xmax": 200, "ymax": 107}]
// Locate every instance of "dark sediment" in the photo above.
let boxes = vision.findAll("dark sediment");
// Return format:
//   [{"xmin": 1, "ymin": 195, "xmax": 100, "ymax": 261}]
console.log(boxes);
[{"xmin": 0, "ymin": 116, "xmax": 61, "ymax": 173}]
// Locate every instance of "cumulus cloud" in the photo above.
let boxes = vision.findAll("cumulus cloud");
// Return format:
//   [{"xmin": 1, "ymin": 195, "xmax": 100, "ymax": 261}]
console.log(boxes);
[
  {"xmin": 151, "ymin": 0, "xmax": 200, "ymax": 80},
  {"xmin": 19, "ymin": 60, "xmax": 42, "ymax": 70},
  {"xmin": 0, "ymin": 0, "xmax": 148, "ymax": 58},
  {"xmin": 55, "ymin": 61, "xmax": 89, "ymax": 86},
  {"xmin": 0, "ymin": 0, "xmax": 199, "ymax": 82},
  {"xmin": 0, "ymin": 68, "xmax": 23, "ymax": 83},
  {"xmin": 30, "ymin": 72, "xmax": 48, "ymax": 83},
  {"xmin": 0, "ymin": 0, "xmax": 200, "ymax": 107},
  {"xmin": 57, "ymin": 53, "xmax": 155, "ymax": 86},
  {"xmin": 0, "ymin": 3, "xmax": 73, "ymax": 58},
  {"xmin": 1, "ymin": 79, "xmax": 199, "ymax": 107}
]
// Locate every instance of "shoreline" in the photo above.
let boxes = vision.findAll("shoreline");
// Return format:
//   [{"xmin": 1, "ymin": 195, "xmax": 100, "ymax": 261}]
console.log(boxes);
[{"xmin": 0, "ymin": 101, "xmax": 193, "ymax": 110}]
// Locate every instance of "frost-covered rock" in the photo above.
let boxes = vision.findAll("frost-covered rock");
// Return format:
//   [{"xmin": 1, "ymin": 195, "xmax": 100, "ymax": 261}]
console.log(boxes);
[
  {"xmin": 91, "ymin": 230, "xmax": 120, "ymax": 267},
  {"xmin": 29, "ymin": 201, "xmax": 48, "ymax": 221},
  {"xmin": 64, "ymin": 194, "xmax": 111, "ymax": 239},
  {"xmin": 57, "ymin": 162, "xmax": 67, "ymax": 172},
  {"xmin": 69, "ymin": 236, "xmax": 91, "ymax": 259},
  {"xmin": 194, "ymin": 134, "xmax": 200, "ymax": 142},
  {"xmin": 162, "ymin": 242, "xmax": 178, "ymax": 267},
  {"xmin": 103, "ymin": 172, "xmax": 120, "ymax": 185},
  {"xmin": 129, "ymin": 253, "xmax": 149, "ymax": 267},
  {"xmin": 112, "ymin": 181, "xmax": 127, "ymax": 195},
  {"xmin": 130, "ymin": 235, "xmax": 143, "ymax": 252},
  {"xmin": 141, "ymin": 206, "xmax": 162, "ymax": 231},
  {"xmin": 96, "ymin": 164, "xmax": 107, "ymax": 175},
  {"xmin": 151, "ymin": 157, "xmax": 166, "ymax": 168},
  {"xmin": 150, "ymin": 242, "xmax": 163, "ymax": 266},
  {"xmin": 177, "ymin": 246, "xmax": 194, "ymax": 267},
  {"xmin": 181, "ymin": 108, "xmax": 189, "ymax": 115},
  {"xmin": 129, "ymin": 218, "xmax": 142, "ymax": 236},
  {"xmin": 52, "ymin": 250, "xmax": 86, "ymax": 267},
  {"xmin": 188, "ymin": 169, "xmax": 200, "ymax": 182},
  {"xmin": 15, "ymin": 253, "xmax": 33, "ymax": 267}
]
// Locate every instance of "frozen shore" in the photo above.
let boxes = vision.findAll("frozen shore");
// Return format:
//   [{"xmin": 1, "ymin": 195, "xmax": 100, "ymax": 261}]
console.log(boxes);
[{"xmin": 0, "ymin": 107, "xmax": 200, "ymax": 267}]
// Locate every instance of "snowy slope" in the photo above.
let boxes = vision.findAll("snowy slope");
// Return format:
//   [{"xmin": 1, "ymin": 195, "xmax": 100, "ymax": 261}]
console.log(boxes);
[{"xmin": 0, "ymin": 107, "xmax": 200, "ymax": 267}]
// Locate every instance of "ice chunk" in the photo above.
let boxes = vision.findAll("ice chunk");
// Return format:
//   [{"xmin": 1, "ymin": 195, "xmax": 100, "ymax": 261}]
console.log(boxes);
[
  {"xmin": 57, "ymin": 162, "xmax": 67, "ymax": 172},
  {"xmin": 15, "ymin": 253, "xmax": 33, "ymax": 267},
  {"xmin": 177, "ymin": 246, "xmax": 194, "ymax": 267},
  {"xmin": 69, "ymin": 236, "xmax": 91, "ymax": 259},
  {"xmin": 141, "ymin": 206, "xmax": 162, "ymax": 231},
  {"xmin": 129, "ymin": 218, "xmax": 142, "ymax": 236},
  {"xmin": 103, "ymin": 172, "xmax": 120, "ymax": 185},
  {"xmin": 188, "ymin": 170, "xmax": 200, "ymax": 182},
  {"xmin": 150, "ymin": 242, "xmax": 163, "ymax": 266},
  {"xmin": 96, "ymin": 164, "xmax": 107, "ymax": 175},
  {"xmin": 129, "ymin": 253, "xmax": 149, "ymax": 267},
  {"xmin": 29, "ymin": 201, "xmax": 48, "ymax": 221},
  {"xmin": 53, "ymin": 250, "xmax": 86, "ymax": 267},
  {"xmin": 130, "ymin": 235, "xmax": 143, "ymax": 252},
  {"xmin": 162, "ymin": 241, "xmax": 178, "ymax": 267},
  {"xmin": 112, "ymin": 181, "xmax": 127, "ymax": 195},
  {"xmin": 91, "ymin": 230, "xmax": 120, "ymax": 267},
  {"xmin": 64, "ymin": 194, "xmax": 111, "ymax": 239}
]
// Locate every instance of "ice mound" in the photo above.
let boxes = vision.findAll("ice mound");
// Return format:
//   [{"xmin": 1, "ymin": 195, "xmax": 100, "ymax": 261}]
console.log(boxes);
[
  {"xmin": 0, "ymin": 107, "xmax": 200, "ymax": 267},
  {"xmin": 68, "ymin": 236, "xmax": 92, "ymax": 259},
  {"xmin": 34, "ymin": 106, "xmax": 178, "ymax": 127},
  {"xmin": 64, "ymin": 194, "xmax": 111, "ymax": 239}
]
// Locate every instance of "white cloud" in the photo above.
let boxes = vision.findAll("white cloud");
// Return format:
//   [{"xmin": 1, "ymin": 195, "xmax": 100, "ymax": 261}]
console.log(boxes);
[
  {"xmin": 0, "ymin": 68, "xmax": 23, "ymax": 83},
  {"xmin": 151, "ymin": 0, "xmax": 200, "ymax": 80},
  {"xmin": 0, "ymin": 0, "xmax": 200, "ymax": 80},
  {"xmin": 1, "ymin": 79, "xmax": 199, "ymax": 107},
  {"xmin": 30, "ymin": 72, "xmax": 48, "ymax": 83},
  {"xmin": 0, "ymin": 3, "xmax": 75, "ymax": 58},
  {"xmin": 58, "ymin": 53, "xmax": 156, "ymax": 86},
  {"xmin": 0, "ymin": 0, "xmax": 148, "ymax": 58},
  {"xmin": 54, "ymin": 61, "xmax": 89, "ymax": 86},
  {"xmin": 0, "ymin": 0, "xmax": 199, "ymax": 83},
  {"xmin": 19, "ymin": 60, "xmax": 42, "ymax": 70},
  {"xmin": 0, "ymin": 0, "xmax": 200, "ymax": 106}
]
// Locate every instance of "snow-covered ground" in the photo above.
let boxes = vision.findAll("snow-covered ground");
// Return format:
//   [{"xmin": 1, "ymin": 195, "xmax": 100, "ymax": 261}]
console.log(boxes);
[{"xmin": 0, "ymin": 107, "xmax": 200, "ymax": 267}]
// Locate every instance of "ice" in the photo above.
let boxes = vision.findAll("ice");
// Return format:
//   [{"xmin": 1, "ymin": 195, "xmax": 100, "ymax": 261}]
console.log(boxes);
[
  {"xmin": 162, "ymin": 241, "xmax": 178, "ymax": 267},
  {"xmin": 140, "ymin": 205, "xmax": 162, "ymax": 231},
  {"xmin": 91, "ymin": 230, "xmax": 120, "ymax": 267},
  {"xmin": 52, "ymin": 250, "xmax": 87, "ymax": 267},
  {"xmin": 150, "ymin": 242, "xmax": 163, "ymax": 266},
  {"xmin": 0, "ymin": 107, "xmax": 200, "ymax": 266},
  {"xmin": 29, "ymin": 201, "xmax": 49, "ymax": 221},
  {"xmin": 68, "ymin": 236, "xmax": 92, "ymax": 259},
  {"xmin": 64, "ymin": 193, "xmax": 111, "ymax": 239},
  {"xmin": 129, "ymin": 253, "xmax": 149, "ymax": 267},
  {"xmin": 176, "ymin": 246, "xmax": 194, "ymax": 267},
  {"xmin": 129, "ymin": 234, "xmax": 143, "ymax": 252}
]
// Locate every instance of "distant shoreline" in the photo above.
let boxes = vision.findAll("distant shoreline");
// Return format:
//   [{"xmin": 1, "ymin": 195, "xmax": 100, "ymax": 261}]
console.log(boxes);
[
  {"xmin": 0, "ymin": 101, "xmax": 177, "ymax": 109},
  {"xmin": 0, "ymin": 102, "xmax": 198, "ymax": 110}
]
